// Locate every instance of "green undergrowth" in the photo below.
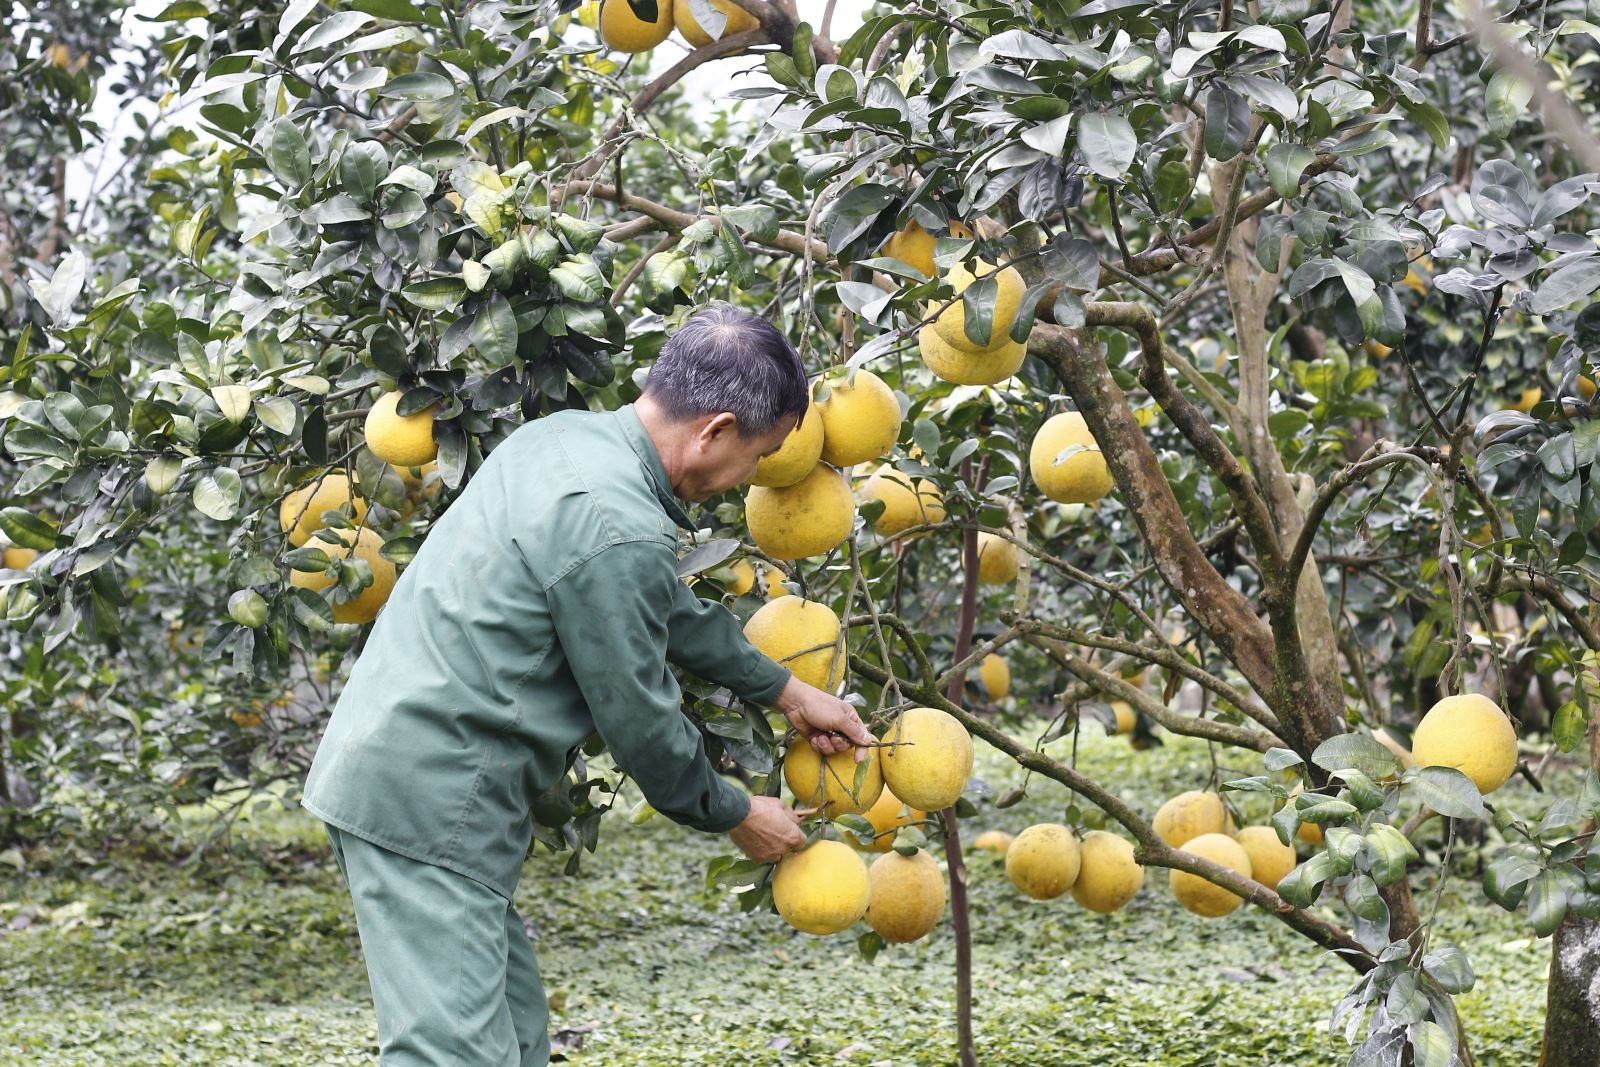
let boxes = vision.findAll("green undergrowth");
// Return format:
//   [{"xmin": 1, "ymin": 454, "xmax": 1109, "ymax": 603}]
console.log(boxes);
[{"xmin": 0, "ymin": 727, "xmax": 1553, "ymax": 1065}]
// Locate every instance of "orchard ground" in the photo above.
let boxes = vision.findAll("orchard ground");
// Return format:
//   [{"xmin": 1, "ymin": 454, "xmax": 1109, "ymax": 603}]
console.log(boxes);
[{"xmin": 1, "ymin": 727, "xmax": 1554, "ymax": 1066}]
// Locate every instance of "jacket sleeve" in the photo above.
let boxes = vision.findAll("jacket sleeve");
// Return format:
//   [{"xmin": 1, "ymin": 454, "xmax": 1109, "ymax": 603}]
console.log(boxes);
[
  {"xmin": 547, "ymin": 539, "xmax": 751, "ymax": 834},
  {"xmin": 667, "ymin": 578, "xmax": 792, "ymax": 706}
]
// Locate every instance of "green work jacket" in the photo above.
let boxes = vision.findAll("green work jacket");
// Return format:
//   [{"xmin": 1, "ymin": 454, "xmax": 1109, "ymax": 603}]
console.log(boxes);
[{"xmin": 301, "ymin": 404, "xmax": 790, "ymax": 899}]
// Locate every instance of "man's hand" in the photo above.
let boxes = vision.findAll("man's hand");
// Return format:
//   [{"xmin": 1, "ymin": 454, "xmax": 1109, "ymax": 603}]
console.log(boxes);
[
  {"xmin": 728, "ymin": 796, "xmax": 807, "ymax": 863},
  {"xmin": 773, "ymin": 674, "xmax": 875, "ymax": 759}
]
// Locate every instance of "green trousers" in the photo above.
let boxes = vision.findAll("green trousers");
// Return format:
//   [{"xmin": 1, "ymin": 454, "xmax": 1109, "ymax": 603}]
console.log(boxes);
[{"xmin": 325, "ymin": 824, "xmax": 551, "ymax": 1067}]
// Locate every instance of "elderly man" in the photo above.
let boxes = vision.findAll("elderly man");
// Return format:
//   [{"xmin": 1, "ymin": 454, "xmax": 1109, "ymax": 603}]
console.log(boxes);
[{"xmin": 302, "ymin": 305, "xmax": 871, "ymax": 1066}]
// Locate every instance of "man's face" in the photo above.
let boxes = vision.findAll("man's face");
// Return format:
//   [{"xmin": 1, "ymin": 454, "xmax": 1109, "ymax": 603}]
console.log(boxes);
[{"xmin": 679, "ymin": 412, "xmax": 798, "ymax": 501}]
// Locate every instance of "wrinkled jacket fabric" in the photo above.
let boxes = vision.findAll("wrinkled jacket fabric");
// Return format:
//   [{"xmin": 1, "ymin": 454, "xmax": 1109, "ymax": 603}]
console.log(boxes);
[{"xmin": 303, "ymin": 404, "xmax": 790, "ymax": 898}]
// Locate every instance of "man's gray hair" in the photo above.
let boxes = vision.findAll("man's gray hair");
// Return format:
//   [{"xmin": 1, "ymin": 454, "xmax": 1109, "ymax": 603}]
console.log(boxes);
[{"xmin": 643, "ymin": 304, "xmax": 810, "ymax": 436}]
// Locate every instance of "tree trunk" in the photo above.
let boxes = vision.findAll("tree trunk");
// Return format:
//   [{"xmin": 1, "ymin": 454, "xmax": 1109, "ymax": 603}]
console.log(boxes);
[{"xmin": 1542, "ymin": 915, "xmax": 1600, "ymax": 1067}]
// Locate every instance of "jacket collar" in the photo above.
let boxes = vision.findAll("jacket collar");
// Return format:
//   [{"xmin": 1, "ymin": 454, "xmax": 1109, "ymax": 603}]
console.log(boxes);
[{"xmin": 615, "ymin": 404, "xmax": 696, "ymax": 531}]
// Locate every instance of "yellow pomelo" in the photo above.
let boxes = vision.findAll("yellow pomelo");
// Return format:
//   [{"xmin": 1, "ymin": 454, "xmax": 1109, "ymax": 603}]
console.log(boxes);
[
  {"xmin": 1233, "ymin": 826, "xmax": 1296, "ymax": 890},
  {"xmin": 917, "ymin": 324, "xmax": 1026, "ymax": 386},
  {"xmin": 1005, "ymin": 823, "xmax": 1081, "ymax": 900},
  {"xmin": 784, "ymin": 740, "xmax": 884, "ymax": 818},
  {"xmin": 1029, "ymin": 411, "xmax": 1113, "ymax": 505},
  {"xmin": 674, "ymin": 0, "xmax": 758, "ymax": 47},
  {"xmin": 1153, "ymin": 790, "xmax": 1230, "ymax": 848},
  {"xmin": 1581, "ymin": 375, "xmax": 1597, "ymax": 401},
  {"xmin": 772, "ymin": 840, "xmax": 869, "ymax": 935},
  {"xmin": 1111, "ymin": 701, "xmax": 1136, "ymax": 735},
  {"xmin": 977, "ymin": 653, "xmax": 1010, "ymax": 701},
  {"xmin": 365, "ymin": 390, "xmax": 438, "ymax": 467},
  {"xmin": 933, "ymin": 259, "xmax": 1026, "ymax": 352},
  {"xmin": 1170, "ymin": 832, "xmax": 1253, "ymax": 917},
  {"xmin": 762, "ymin": 566, "xmax": 793, "ymax": 599},
  {"xmin": 844, "ymin": 787, "xmax": 923, "ymax": 852},
  {"xmin": 863, "ymin": 466, "xmax": 945, "ymax": 538},
  {"xmin": 817, "ymin": 370, "xmax": 902, "ymax": 467},
  {"xmin": 280, "ymin": 474, "xmax": 369, "ymax": 548},
  {"xmin": 741, "ymin": 597, "xmax": 841, "ymax": 691},
  {"xmin": 751, "ymin": 403, "xmax": 824, "ymax": 487},
  {"xmin": 974, "ymin": 532, "xmax": 1018, "ymax": 585},
  {"xmin": 1070, "ymin": 831, "xmax": 1144, "ymax": 913},
  {"xmin": 289, "ymin": 527, "xmax": 396, "ymax": 625},
  {"xmin": 3, "ymin": 546, "xmax": 37, "ymax": 570},
  {"xmin": 1363, "ymin": 340, "xmax": 1392, "ymax": 359},
  {"xmin": 599, "ymin": 0, "xmax": 673, "ymax": 51},
  {"xmin": 880, "ymin": 220, "xmax": 971, "ymax": 278},
  {"xmin": 972, "ymin": 830, "xmax": 1014, "ymax": 854},
  {"xmin": 715, "ymin": 558, "xmax": 755, "ymax": 596},
  {"xmin": 867, "ymin": 850, "xmax": 946, "ymax": 943},
  {"xmin": 1508, "ymin": 388, "xmax": 1542, "ymax": 413},
  {"xmin": 746, "ymin": 464, "xmax": 855, "ymax": 560},
  {"xmin": 1412, "ymin": 693, "xmax": 1518, "ymax": 794},
  {"xmin": 880, "ymin": 706, "xmax": 974, "ymax": 811},
  {"xmin": 1402, "ymin": 265, "xmax": 1428, "ymax": 295},
  {"xmin": 881, "ymin": 220, "xmax": 939, "ymax": 277}
]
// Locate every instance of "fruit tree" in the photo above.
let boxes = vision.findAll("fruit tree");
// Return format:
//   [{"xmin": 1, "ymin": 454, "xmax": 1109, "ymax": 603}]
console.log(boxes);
[{"xmin": 4, "ymin": 0, "xmax": 1600, "ymax": 1063}]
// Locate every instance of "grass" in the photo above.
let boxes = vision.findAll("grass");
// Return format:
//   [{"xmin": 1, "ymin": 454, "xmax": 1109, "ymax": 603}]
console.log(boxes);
[{"xmin": 0, "ymin": 727, "xmax": 1553, "ymax": 1066}]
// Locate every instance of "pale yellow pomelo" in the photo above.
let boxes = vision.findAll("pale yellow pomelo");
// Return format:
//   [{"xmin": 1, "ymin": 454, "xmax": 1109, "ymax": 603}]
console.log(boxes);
[
  {"xmin": 1029, "ymin": 411, "xmax": 1113, "ymax": 505},
  {"xmin": 784, "ymin": 740, "xmax": 883, "ymax": 818},
  {"xmin": 741, "ymin": 597, "xmax": 841, "ymax": 691},
  {"xmin": 599, "ymin": 0, "xmax": 673, "ymax": 51},
  {"xmin": 762, "ymin": 566, "xmax": 793, "ymax": 599},
  {"xmin": 917, "ymin": 324, "xmax": 1026, "ymax": 386},
  {"xmin": 972, "ymin": 830, "xmax": 1014, "ymax": 854},
  {"xmin": 844, "ymin": 787, "xmax": 923, "ymax": 852},
  {"xmin": 3, "ymin": 546, "xmax": 37, "ymax": 570},
  {"xmin": 880, "ymin": 219, "xmax": 972, "ymax": 277},
  {"xmin": 974, "ymin": 532, "xmax": 1018, "ymax": 585},
  {"xmin": 289, "ymin": 527, "xmax": 396, "ymax": 625},
  {"xmin": 772, "ymin": 840, "xmax": 869, "ymax": 935},
  {"xmin": 1412, "ymin": 693, "xmax": 1518, "ymax": 794},
  {"xmin": 1233, "ymin": 826, "xmax": 1296, "ymax": 890},
  {"xmin": 977, "ymin": 653, "xmax": 1010, "ymax": 701},
  {"xmin": 1153, "ymin": 790, "xmax": 1229, "ymax": 848},
  {"xmin": 933, "ymin": 259, "xmax": 1026, "ymax": 352},
  {"xmin": 1170, "ymin": 832, "xmax": 1253, "ymax": 917},
  {"xmin": 817, "ymin": 370, "xmax": 902, "ymax": 467},
  {"xmin": 716, "ymin": 558, "xmax": 755, "ymax": 596},
  {"xmin": 1111, "ymin": 701, "xmax": 1136, "ymax": 735},
  {"xmin": 1070, "ymin": 831, "xmax": 1144, "ymax": 913},
  {"xmin": 280, "ymin": 474, "xmax": 369, "ymax": 548},
  {"xmin": 746, "ymin": 465, "xmax": 855, "ymax": 559},
  {"xmin": 866, "ymin": 850, "xmax": 946, "ymax": 943},
  {"xmin": 674, "ymin": 0, "xmax": 758, "ymax": 46},
  {"xmin": 1508, "ymin": 388, "xmax": 1542, "ymax": 414},
  {"xmin": 863, "ymin": 466, "xmax": 945, "ymax": 538},
  {"xmin": 752, "ymin": 403, "xmax": 824, "ymax": 487},
  {"xmin": 880, "ymin": 706, "xmax": 974, "ymax": 811},
  {"xmin": 364, "ymin": 390, "xmax": 438, "ymax": 467},
  {"xmin": 1005, "ymin": 823, "xmax": 1081, "ymax": 900}
]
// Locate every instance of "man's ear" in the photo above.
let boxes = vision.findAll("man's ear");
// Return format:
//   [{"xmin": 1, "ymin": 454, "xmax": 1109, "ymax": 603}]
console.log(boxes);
[{"xmin": 699, "ymin": 411, "xmax": 740, "ymax": 446}]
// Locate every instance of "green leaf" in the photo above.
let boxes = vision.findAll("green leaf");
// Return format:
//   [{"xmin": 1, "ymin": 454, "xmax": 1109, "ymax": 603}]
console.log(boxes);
[
  {"xmin": 380, "ymin": 71, "xmax": 456, "ymax": 101},
  {"xmin": 1203, "ymin": 84, "xmax": 1251, "ymax": 160},
  {"xmin": 960, "ymin": 275, "xmax": 998, "ymax": 348},
  {"xmin": 254, "ymin": 396, "xmax": 299, "ymax": 435},
  {"xmin": 401, "ymin": 277, "xmax": 467, "ymax": 311},
  {"xmin": 1403, "ymin": 101, "xmax": 1451, "ymax": 150},
  {"xmin": 1311, "ymin": 733, "xmax": 1400, "ymax": 779},
  {"xmin": 1364, "ymin": 824, "xmax": 1419, "ymax": 886},
  {"xmin": 1264, "ymin": 142, "xmax": 1314, "ymax": 198},
  {"xmin": 265, "ymin": 119, "xmax": 311, "ymax": 188},
  {"xmin": 551, "ymin": 258, "xmax": 607, "ymax": 302},
  {"xmin": 1530, "ymin": 257, "xmax": 1600, "ymax": 315},
  {"xmin": 0, "ymin": 508, "xmax": 58, "ymax": 551},
  {"xmin": 1420, "ymin": 943, "xmax": 1475, "ymax": 993},
  {"xmin": 351, "ymin": 0, "xmax": 427, "ymax": 19},
  {"xmin": 192, "ymin": 466, "xmax": 242, "ymax": 521},
  {"xmin": 1264, "ymin": 747, "xmax": 1304, "ymax": 771},
  {"xmin": 1345, "ymin": 873, "xmax": 1388, "ymax": 923},
  {"xmin": 1076, "ymin": 112, "xmax": 1136, "ymax": 179},
  {"xmin": 470, "ymin": 293, "xmax": 519, "ymax": 363},
  {"xmin": 1527, "ymin": 869, "xmax": 1569, "ymax": 937},
  {"xmin": 1406, "ymin": 766, "xmax": 1486, "ymax": 820},
  {"xmin": 1553, "ymin": 700, "xmax": 1588, "ymax": 752},
  {"xmin": 1485, "ymin": 68, "xmax": 1532, "ymax": 136},
  {"xmin": 1409, "ymin": 1020, "xmax": 1453, "ymax": 1067}
]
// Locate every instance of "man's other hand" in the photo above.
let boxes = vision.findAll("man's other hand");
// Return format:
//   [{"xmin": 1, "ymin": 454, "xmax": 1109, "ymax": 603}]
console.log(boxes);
[
  {"xmin": 773, "ymin": 674, "xmax": 874, "ymax": 759},
  {"xmin": 729, "ymin": 796, "xmax": 806, "ymax": 863}
]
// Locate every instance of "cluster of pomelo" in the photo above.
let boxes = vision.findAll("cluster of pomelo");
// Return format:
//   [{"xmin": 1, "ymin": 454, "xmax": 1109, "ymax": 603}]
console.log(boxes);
[
  {"xmin": 277, "ymin": 389, "xmax": 442, "ymax": 624},
  {"xmin": 596, "ymin": 0, "xmax": 758, "ymax": 54}
]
